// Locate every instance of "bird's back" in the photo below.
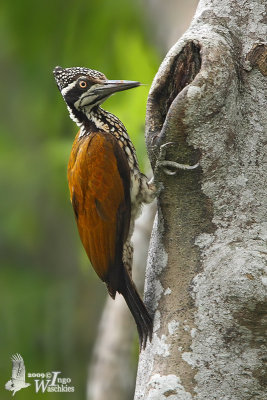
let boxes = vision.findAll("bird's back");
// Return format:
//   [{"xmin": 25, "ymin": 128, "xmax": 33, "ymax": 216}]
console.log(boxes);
[{"xmin": 68, "ymin": 129, "xmax": 131, "ymax": 296}]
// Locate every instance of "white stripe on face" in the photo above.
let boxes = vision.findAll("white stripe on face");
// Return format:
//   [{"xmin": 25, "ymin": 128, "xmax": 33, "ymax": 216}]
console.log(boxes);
[{"xmin": 61, "ymin": 81, "xmax": 77, "ymax": 96}]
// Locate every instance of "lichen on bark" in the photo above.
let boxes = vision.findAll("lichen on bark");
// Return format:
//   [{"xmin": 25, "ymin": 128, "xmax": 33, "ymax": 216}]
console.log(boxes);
[{"xmin": 135, "ymin": 0, "xmax": 267, "ymax": 399}]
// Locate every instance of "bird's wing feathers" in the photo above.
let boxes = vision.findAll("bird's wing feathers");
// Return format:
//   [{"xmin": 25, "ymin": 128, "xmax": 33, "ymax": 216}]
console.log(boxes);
[
  {"xmin": 11, "ymin": 354, "xmax": 26, "ymax": 382},
  {"xmin": 68, "ymin": 131, "xmax": 131, "ymax": 292}
]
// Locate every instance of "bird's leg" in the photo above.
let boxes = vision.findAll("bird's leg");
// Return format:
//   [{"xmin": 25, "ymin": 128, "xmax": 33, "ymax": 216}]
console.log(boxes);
[{"xmin": 149, "ymin": 142, "xmax": 199, "ymax": 192}]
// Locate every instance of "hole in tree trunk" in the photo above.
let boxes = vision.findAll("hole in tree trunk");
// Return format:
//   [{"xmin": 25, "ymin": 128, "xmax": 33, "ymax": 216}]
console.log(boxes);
[{"xmin": 147, "ymin": 41, "xmax": 201, "ymax": 146}]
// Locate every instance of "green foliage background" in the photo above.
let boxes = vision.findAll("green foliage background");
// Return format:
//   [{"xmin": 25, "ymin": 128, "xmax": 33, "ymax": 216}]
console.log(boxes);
[{"xmin": 0, "ymin": 0, "xmax": 159, "ymax": 398}]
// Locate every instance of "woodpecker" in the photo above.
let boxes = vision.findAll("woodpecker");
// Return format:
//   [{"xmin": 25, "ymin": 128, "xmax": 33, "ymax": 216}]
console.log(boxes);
[
  {"xmin": 53, "ymin": 66, "xmax": 158, "ymax": 348},
  {"xmin": 53, "ymin": 66, "xmax": 198, "ymax": 349}
]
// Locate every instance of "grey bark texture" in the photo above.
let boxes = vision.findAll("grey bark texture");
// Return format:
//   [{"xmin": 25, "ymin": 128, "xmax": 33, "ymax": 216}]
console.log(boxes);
[
  {"xmin": 135, "ymin": 0, "xmax": 267, "ymax": 399},
  {"xmin": 87, "ymin": 203, "xmax": 156, "ymax": 400}
]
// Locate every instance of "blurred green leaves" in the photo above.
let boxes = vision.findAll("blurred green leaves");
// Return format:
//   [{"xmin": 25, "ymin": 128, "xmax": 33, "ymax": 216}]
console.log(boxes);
[{"xmin": 0, "ymin": 0, "xmax": 159, "ymax": 398}]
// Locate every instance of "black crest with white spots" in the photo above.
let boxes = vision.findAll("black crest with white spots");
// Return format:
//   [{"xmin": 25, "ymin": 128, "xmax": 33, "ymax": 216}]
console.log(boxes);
[{"xmin": 53, "ymin": 66, "xmax": 106, "ymax": 91}]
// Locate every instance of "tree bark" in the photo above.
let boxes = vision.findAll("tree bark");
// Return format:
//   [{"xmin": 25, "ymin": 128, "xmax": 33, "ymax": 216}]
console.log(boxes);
[{"xmin": 135, "ymin": 0, "xmax": 267, "ymax": 399}]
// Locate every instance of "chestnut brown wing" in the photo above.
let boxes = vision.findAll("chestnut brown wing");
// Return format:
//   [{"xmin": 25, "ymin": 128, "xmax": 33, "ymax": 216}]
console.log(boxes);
[{"xmin": 68, "ymin": 131, "xmax": 131, "ymax": 294}]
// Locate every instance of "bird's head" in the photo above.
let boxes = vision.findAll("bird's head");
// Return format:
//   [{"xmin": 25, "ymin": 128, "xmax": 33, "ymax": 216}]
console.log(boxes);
[{"xmin": 53, "ymin": 66, "xmax": 140, "ymax": 125}]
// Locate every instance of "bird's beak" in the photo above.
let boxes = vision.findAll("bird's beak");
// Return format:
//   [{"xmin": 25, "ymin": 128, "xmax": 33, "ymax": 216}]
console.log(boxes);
[{"xmin": 93, "ymin": 79, "xmax": 141, "ymax": 97}]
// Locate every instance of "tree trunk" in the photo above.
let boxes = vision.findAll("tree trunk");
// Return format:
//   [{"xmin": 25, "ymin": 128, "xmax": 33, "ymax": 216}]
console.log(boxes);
[{"xmin": 135, "ymin": 0, "xmax": 267, "ymax": 399}]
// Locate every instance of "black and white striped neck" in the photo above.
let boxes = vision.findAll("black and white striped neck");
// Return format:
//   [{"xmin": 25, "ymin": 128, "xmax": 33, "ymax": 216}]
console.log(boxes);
[
  {"xmin": 77, "ymin": 106, "xmax": 127, "ymax": 138},
  {"xmin": 72, "ymin": 106, "xmax": 139, "ymax": 170}
]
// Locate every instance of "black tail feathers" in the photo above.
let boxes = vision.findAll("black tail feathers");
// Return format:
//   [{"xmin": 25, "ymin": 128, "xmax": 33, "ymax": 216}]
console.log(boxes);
[{"xmin": 118, "ymin": 267, "xmax": 153, "ymax": 349}]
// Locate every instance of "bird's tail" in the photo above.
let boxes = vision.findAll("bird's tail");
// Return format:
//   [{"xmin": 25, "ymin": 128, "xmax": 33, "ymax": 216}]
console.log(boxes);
[{"xmin": 118, "ymin": 267, "xmax": 153, "ymax": 349}]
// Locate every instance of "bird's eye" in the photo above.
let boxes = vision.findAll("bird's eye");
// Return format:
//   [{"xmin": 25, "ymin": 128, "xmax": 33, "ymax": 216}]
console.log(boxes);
[{"xmin": 79, "ymin": 80, "xmax": 87, "ymax": 88}]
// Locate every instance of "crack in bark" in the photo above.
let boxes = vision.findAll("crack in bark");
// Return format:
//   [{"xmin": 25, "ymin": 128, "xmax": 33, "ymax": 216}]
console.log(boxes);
[
  {"xmin": 158, "ymin": 41, "xmax": 201, "ymax": 128},
  {"xmin": 147, "ymin": 41, "xmax": 201, "ymax": 148}
]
